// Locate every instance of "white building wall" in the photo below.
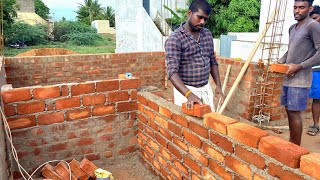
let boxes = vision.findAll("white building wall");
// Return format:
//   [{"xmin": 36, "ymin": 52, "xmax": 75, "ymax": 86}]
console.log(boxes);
[{"xmin": 115, "ymin": 0, "xmax": 187, "ymax": 52}]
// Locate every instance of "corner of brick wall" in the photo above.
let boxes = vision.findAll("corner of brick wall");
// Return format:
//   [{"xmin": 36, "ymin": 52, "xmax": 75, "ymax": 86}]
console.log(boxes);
[
  {"xmin": 1, "ymin": 78, "xmax": 141, "ymax": 179},
  {"xmin": 137, "ymin": 91, "xmax": 320, "ymax": 179}
]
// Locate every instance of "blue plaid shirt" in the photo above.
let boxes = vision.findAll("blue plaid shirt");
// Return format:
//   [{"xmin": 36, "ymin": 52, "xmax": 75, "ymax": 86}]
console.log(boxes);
[{"xmin": 165, "ymin": 23, "xmax": 218, "ymax": 88}]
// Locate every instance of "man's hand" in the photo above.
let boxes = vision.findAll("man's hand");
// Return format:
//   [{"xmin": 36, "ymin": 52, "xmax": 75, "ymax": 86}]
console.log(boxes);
[
  {"xmin": 215, "ymin": 88, "xmax": 224, "ymax": 105},
  {"xmin": 286, "ymin": 64, "xmax": 303, "ymax": 78},
  {"xmin": 186, "ymin": 93, "xmax": 202, "ymax": 109}
]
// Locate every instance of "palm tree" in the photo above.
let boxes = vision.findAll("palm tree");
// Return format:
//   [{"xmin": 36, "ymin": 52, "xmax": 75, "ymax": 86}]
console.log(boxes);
[
  {"xmin": 102, "ymin": 6, "xmax": 115, "ymax": 27},
  {"xmin": 75, "ymin": 0, "xmax": 104, "ymax": 25}
]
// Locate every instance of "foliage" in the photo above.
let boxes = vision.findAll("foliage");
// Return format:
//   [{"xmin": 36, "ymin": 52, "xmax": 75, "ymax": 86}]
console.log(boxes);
[
  {"xmin": 5, "ymin": 22, "xmax": 48, "ymax": 45},
  {"xmin": 1, "ymin": 0, "xmax": 18, "ymax": 33},
  {"xmin": 167, "ymin": 0, "xmax": 261, "ymax": 37},
  {"xmin": 4, "ymin": 34, "xmax": 116, "ymax": 57},
  {"xmin": 164, "ymin": 5, "xmax": 187, "ymax": 29},
  {"xmin": 102, "ymin": 6, "xmax": 115, "ymax": 27},
  {"xmin": 60, "ymin": 32, "xmax": 103, "ymax": 45},
  {"xmin": 76, "ymin": 0, "xmax": 104, "ymax": 25},
  {"xmin": 35, "ymin": 0, "xmax": 50, "ymax": 20},
  {"xmin": 52, "ymin": 21, "xmax": 96, "ymax": 41},
  {"xmin": 215, "ymin": 0, "xmax": 261, "ymax": 33}
]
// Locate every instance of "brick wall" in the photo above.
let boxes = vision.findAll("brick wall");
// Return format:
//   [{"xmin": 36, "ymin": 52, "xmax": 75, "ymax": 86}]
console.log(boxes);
[
  {"xmin": 137, "ymin": 92, "xmax": 320, "ymax": 180},
  {"xmin": 16, "ymin": 0, "xmax": 35, "ymax": 13},
  {"xmin": 1, "ymin": 78, "xmax": 140, "ymax": 179},
  {"xmin": 4, "ymin": 52, "xmax": 166, "ymax": 89},
  {"xmin": 0, "ymin": 56, "xmax": 9, "ymax": 179}
]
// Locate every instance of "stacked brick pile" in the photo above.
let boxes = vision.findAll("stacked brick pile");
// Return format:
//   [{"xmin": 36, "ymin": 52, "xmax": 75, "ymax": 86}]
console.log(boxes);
[{"xmin": 41, "ymin": 158, "xmax": 97, "ymax": 180}]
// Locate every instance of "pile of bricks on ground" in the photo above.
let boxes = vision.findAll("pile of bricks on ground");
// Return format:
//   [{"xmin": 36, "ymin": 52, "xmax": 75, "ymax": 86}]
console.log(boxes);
[{"xmin": 41, "ymin": 158, "xmax": 99, "ymax": 180}]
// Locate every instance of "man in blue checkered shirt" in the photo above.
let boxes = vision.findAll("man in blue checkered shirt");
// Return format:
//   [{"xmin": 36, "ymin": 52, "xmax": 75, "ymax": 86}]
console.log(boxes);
[{"xmin": 165, "ymin": 0, "xmax": 224, "ymax": 111}]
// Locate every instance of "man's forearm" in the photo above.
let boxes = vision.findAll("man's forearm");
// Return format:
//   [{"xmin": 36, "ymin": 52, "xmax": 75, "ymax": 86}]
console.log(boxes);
[
  {"xmin": 211, "ymin": 65, "xmax": 222, "ymax": 90},
  {"xmin": 170, "ymin": 73, "xmax": 190, "ymax": 96}
]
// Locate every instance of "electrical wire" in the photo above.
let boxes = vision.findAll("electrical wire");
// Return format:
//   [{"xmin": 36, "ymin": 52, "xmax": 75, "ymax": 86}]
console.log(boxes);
[{"xmin": 0, "ymin": 107, "xmax": 72, "ymax": 180}]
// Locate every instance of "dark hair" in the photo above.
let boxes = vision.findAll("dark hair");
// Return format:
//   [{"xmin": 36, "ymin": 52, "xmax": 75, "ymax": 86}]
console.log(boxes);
[
  {"xmin": 189, "ymin": 0, "xmax": 212, "ymax": 15},
  {"xmin": 310, "ymin": 5, "xmax": 320, "ymax": 16},
  {"xmin": 295, "ymin": 0, "xmax": 314, "ymax": 7}
]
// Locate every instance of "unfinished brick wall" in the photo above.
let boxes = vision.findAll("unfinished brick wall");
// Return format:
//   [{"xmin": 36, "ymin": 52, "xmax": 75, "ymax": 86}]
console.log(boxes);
[
  {"xmin": 4, "ymin": 52, "xmax": 165, "ymax": 89},
  {"xmin": 137, "ymin": 92, "xmax": 320, "ymax": 180},
  {"xmin": 1, "ymin": 78, "xmax": 140, "ymax": 179}
]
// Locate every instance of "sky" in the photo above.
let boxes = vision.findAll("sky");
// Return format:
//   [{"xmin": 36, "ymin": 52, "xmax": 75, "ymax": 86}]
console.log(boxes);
[{"xmin": 42, "ymin": 0, "xmax": 115, "ymax": 21}]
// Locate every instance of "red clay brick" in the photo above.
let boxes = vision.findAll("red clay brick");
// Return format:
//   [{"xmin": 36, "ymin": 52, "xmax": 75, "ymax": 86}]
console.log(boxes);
[
  {"xmin": 48, "ymin": 143, "xmax": 68, "ymax": 152},
  {"xmin": 82, "ymin": 94, "xmax": 106, "ymax": 106},
  {"xmin": 268, "ymin": 163, "xmax": 304, "ymax": 180},
  {"xmin": 182, "ymin": 103, "xmax": 211, "ymax": 117},
  {"xmin": 76, "ymin": 138, "xmax": 95, "ymax": 147},
  {"xmin": 202, "ymin": 168, "xmax": 218, "ymax": 180},
  {"xmin": 184, "ymin": 156, "xmax": 201, "ymax": 174},
  {"xmin": 118, "ymin": 145, "xmax": 136, "ymax": 155},
  {"xmin": 189, "ymin": 121, "xmax": 208, "ymax": 138},
  {"xmin": 170, "ymin": 165, "xmax": 182, "ymax": 179},
  {"xmin": 108, "ymin": 91, "xmax": 129, "ymax": 102},
  {"xmin": 69, "ymin": 159, "xmax": 90, "ymax": 180},
  {"xmin": 38, "ymin": 112, "xmax": 64, "ymax": 125},
  {"xmin": 61, "ymin": 85, "xmax": 69, "ymax": 96},
  {"xmin": 168, "ymin": 122, "xmax": 182, "ymax": 137},
  {"xmin": 173, "ymin": 137, "xmax": 188, "ymax": 152},
  {"xmin": 259, "ymin": 136, "xmax": 309, "ymax": 168},
  {"xmin": 148, "ymin": 138, "xmax": 160, "ymax": 151},
  {"xmin": 235, "ymin": 146, "xmax": 266, "ymax": 169},
  {"xmin": 160, "ymin": 147, "xmax": 172, "ymax": 160},
  {"xmin": 159, "ymin": 106, "xmax": 172, "ymax": 119},
  {"xmin": 203, "ymin": 112, "xmax": 238, "ymax": 135},
  {"xmin": 148, "ymin": 100, "xmax": 159, "ymax": 111},
  {"xmin": 66, "ymin": 108, "xmax": 91, "ymax": 121},
  {"xmin": 253, "ymin": 173, "xmax": 266, "ymax": 180},
  {"xmin": 203, "ymin": 143, "xmax": 224, "ymax": 163},
  {"xmin": 210, "ymin": 132, "xmax": 234, "ymax": 153},
  {"xmin": 92, "ymin": 105, "xmax": 115, "ymax": 116},
  {"xmin": 17, "ymin": 101, "xmax": 45, "ymax": 115},
  {"xmin": 269, "ymin": 64, "xmax": 289, "ymax": 74},
  {"xmin": 174, "ymin": 159, "xmax": 188, "ymax": 175},
  {"xmin": 41, "ymin": 164, "xmax": 62, "ymax": 180},
  {"xmin": 138, "ymin": 113, "xmax": 148, "ymax": 124},
  {"xmin": 80, "ymin": 158, "xmax": 99, "ymax": 178},
  {"xmin": 227, "ymin": 122, "xmax": 269, "ymax": 148},
  {"xmin": 8, "ymin": 116, "xmax": 36, "ymax": 130},
  {"xmin": 144, "ymin": 108, "xmax": 155, "ymax": 120},
  {"xmin": 117, "ymin": 102, "xmax": 137, "ymax": 112},
  {"xmin": 96, "ymin": 80, "xmax": 119, "ymax": 92},
  {"xmin": 2, "ymin": 88, "xmax": 32, "ymax": 104},
  {"xmin": 300, "ymin": 153, "xmax": 320, "ymax": 179},
  {"xmin": 147, "ymin": 119, "xmax": 159, "ymax": 131},
  {"xmin": 33, "ymin": 86, "xmax": 60, "ymax": 99},
  {"xmin": 71, "ymin": 83, "xmax": 95, "ymax": 96},
  {"xmin": 155, "ymin": 115, "xmax": 168, "ymax": 128},
  {"xmin": 168, "ymin": 143, "xmax": 182, "ymax": 160},
  {"xmin": 208, "ymin": 160, "xmax": 232, "ymax": 180},
  {"xmin": 4, "ymin": 104, "xmax": 15, "ymax": 116},
  {"xmin": 189, "ymin": 146, "xmax": 208, "ymax": 166},
  {"xmin": 130, "ymin": 90, "xmax": 138, "ymax": 100},
  {"xmin": 183, "ymin": 130, "xmax": 202, "ymax": 148},
  {"xmin": 191, "ymin": 174, "xmax": 201, "ymax": 180},
  {"xmin": 225, "ymin": 155, "xmax": 252, "ymax": 179},
  {"xmin": 138, "ymin": 95, "xmax": 148, "ymax": 106},
  {"xmin": 54, "ymin": 162, "xmax": 77, "ymax": 180},
  {"xmin": 120, "ymin": 78, "xmax": 141, "ymax": 90},
  {"xmin": 156, "ymin": 133, "xmax": 167, "ymax": 148},
  {"xmin": 145, "ymin": 144, "xmax": 154, "ymax": 156},
  {"xmin": 172, "ymin": 113, "xmax": 189, "ymax": 128},
  {"xmin": 56, "ymin": 97, "xmax": 80, "ymax": 110},
  {"xmin": 160, "ymin": 127, "xmax": 172, "ymax": 140}
]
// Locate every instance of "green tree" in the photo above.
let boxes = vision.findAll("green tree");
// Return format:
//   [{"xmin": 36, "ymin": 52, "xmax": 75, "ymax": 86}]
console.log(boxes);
[
  {"xmin": 215, "ymin": 0, "xmax": 261, "ymax": 34},
  {"xmin": 76, "ymin": 0, "xmax": 104, "ymax": 25},
  {"xmin": 1, "ymin": 0, "xmax": 18, "ymax": 32},
  {"xmin": 102, "ymin": 6, "xmax": 115, "ymax": 27},
  {"xmin": 35, "ymin": 0, "xmax": 50, "ymax": 20}
]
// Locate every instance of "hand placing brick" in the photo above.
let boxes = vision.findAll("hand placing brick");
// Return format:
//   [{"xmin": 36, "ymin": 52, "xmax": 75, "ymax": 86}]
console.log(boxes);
[
  {"xmin": 182, "ymin": 103, "xmax": 211, "ymax": 117},
  {"xmin": 269, "ymin": 64, "xmax": 290, "ymax": 74}
]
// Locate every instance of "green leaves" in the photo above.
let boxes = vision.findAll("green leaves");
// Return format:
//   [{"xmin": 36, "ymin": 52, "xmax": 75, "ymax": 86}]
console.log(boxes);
[{"xmin": 35, "ymin": 0, "xmax": 50, "ymax": 20}]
